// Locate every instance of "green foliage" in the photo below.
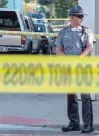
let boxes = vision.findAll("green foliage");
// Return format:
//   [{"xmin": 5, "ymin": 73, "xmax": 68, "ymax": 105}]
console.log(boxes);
[
  {"xmin": 0, "ymin": 0, "xmax": 8, "ymax": 8},
  {"xmin": 54, "ymin": 0, "xmax": 77, "ymax": 18},
  {"xmin": 37, "ymin": 0, "xmax": 52, "ymax": 5}
]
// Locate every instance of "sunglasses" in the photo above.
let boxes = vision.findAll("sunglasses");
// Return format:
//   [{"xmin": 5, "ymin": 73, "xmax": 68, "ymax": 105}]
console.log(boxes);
[{"xmin": 75, "ymin": 15, "xmax": 84, "ymax": 19}]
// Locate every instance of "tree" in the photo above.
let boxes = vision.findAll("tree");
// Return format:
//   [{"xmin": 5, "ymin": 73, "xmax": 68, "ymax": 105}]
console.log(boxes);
[
  {"xmin": 54, "ymin": 0, "xmax": 77, "ymax": 18},
  {"xmin": 0, "ymin": 0, "xmax": 8, "ymax": 8},
  {"xmin": 37, "ymin": 0, "xmax": 52, "ymax": 5}
]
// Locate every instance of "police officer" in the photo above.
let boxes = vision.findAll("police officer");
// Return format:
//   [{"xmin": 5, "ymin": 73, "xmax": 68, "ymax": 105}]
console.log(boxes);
[{"xmin": 55, "ymin": 5, "xmax": 96, "ymax": 133}]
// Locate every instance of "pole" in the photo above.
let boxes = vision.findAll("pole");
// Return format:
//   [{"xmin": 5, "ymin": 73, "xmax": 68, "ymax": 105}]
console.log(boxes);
[
  {"xmin": 52, "ymin": 0, "xmax": 54, "ymax": 17},
  {"xmin": 13, "ymin": 0, "xmax": 15, "ymax": 9}
]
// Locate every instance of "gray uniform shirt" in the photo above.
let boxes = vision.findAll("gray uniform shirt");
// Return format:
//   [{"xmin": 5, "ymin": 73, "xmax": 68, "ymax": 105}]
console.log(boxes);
[{"xmin": 55, "ymin": 26, "xmax": 96, "ymax": 55}]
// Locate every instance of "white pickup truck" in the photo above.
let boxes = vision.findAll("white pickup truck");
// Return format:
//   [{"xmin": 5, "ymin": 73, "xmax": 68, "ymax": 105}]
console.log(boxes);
[{"xmin": 0, "ymin": 8, "xmax": 34, "ymax": 53}]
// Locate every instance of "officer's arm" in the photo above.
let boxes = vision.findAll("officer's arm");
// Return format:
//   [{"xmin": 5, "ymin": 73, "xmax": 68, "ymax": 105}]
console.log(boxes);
[
  {"xmin": 80, "ymin": 43, "xmax": 94, "ymax": 57},
  {"xmin": 80, "ymin": 30, "xmax": 96, "ymax": 57},
  {"xmin": 54, "ymin": 31, "xmax": 65, "ymax": 55}
]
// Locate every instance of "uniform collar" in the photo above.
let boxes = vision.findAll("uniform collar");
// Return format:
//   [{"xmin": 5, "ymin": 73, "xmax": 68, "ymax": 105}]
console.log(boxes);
[{"xmin": 71, "ymin": 26, "xmax": 82, "ymax": 31}]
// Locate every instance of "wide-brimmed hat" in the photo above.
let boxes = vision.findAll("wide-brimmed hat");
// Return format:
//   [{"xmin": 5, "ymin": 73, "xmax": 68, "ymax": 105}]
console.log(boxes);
[{"xmin": 68, "ymin": 5, "xmax": 87, "ymax": 16}]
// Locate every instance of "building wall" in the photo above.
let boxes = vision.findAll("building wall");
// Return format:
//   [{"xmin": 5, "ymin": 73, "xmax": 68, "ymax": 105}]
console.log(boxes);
[
  {"xmin": 7, "ymin": 0, "xmax": 23, "ymax": 13},
  {"xmin": 78, "ymin": 0, "xmax": 96, "ymax": 57},
  {"xmin": 78, "ymin": 0, "xmax": 97, "ymax": 100},
  {"xmin": 78, "ymin": 0, "xmax": 95, "ymax": 33},
  {"xmin": 95, "ymin": 0, "xmax": 99, "ymax": 100},
  {"xmin": 95, "ymin": 0, "xmax": 99, "ymax": 55}
]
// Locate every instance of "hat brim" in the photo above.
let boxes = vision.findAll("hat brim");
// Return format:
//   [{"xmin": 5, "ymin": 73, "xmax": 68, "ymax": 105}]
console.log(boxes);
[{"xmin": 69, "ymin": 13, "xmax": 87, "ymax": 16}]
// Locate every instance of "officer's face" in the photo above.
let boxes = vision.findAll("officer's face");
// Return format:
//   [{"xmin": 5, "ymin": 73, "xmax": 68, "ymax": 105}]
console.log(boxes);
[{"xmin": 70, "ymin": 15, "xmax": 83, "ymax": 26}]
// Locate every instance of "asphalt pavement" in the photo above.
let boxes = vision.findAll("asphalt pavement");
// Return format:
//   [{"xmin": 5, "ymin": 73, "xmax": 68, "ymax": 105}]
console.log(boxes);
[{"xmin": 0, "ymin": 94, "xmax": 98, "ymax": 135}]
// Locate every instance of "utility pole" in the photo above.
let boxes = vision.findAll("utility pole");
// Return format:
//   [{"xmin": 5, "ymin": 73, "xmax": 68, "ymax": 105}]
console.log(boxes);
[
  {"xmin": 36, "ymin": 0, "xmax": 38, "ymax": 11},
  {"xmin": 0, "ymin": 0, "xmax": 2, "ymax": 7},
  {"xmin": 52, "ymin": 0, "xmax": 54, "ymax": 17},
  {"xmin": 13, "ymin": 0, "xmax": 15, "ymax": 9}
]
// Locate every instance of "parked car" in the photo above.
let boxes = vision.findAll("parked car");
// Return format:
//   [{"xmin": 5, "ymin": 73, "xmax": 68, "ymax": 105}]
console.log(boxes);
[
  {"xmin": 32, "ymin": 21, "xmax": 56, "ymax": 54},
  {"xmin": 0, "ymin": 8, "xmax": 34, "ymax": 54},
  {"xmin": 27, "ymin": 12, "xmax": 46, "ymax": 19},
  {"xmin": 27, "ymin": 12, "xmax": 47, "ymax": 24},
  {"xmin": 34, "ymin": 22, "xmax": 54, "ymax": 33},
  {"xmin": 24, "ymin": 16, "xmax": 42, "ymax": 53}
]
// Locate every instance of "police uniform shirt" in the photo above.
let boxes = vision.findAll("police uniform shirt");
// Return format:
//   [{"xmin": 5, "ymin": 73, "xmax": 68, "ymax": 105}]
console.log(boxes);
[{"xmin": 55, "ymin": 26, "xmax": 96, "ymax": 55}]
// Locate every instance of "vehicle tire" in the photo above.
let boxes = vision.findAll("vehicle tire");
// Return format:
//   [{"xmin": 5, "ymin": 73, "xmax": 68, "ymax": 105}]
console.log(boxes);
[
  {"xmin": 42, "ymin": 44, "xmax": 51, "ymax": 55},
  {"xmin": 34, "ymin": 49, "xmax": 40, "ymax": 54},
  {"xmin": 25, "ymin": 43, "xmax": 32, "ymax": 54},
  {"xmin": 42, "ymin": 48, "xmax": 51, "ymax": 55}
]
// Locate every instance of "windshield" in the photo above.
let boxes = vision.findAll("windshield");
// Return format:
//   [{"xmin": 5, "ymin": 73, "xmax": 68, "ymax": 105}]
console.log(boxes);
[
  {"xmin": 34, "ymin": 23, "xmax": 46, "ymax": 32},
  {"xmin": 28, "ymin": 13, "xmax": 43, "ymax": 19}
]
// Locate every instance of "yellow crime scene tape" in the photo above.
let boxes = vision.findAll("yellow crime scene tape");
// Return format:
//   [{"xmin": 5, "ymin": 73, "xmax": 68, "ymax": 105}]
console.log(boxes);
[
  {"xmin": 33, "ymin": 18, "xmax": 70, "ymax": 21},
  {"xmin": 0, "ymin": 30, "xmax": 58, "ymax": 37},
  {"xmin": 0, "ymin": 30, "xmax": 99, "ymax": 39},
  {"xmin": 0, "ymin": 30, "xmax": 99, "ymax": 93},
  {"xmin": 52, "ymin": 24, "xmax": 67, "ymax": 28},
  {"xmin": 0, "ymin": 55, "xmax": 98, "ymax": 93}
]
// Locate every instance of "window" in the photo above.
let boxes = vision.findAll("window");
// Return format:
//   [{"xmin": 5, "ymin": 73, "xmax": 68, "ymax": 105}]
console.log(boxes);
[
  {"xmin": 29, "ymin": 18, "xmax": 35, "ymax": 31},
  {"xmin": 20, "ymin": 13, "xmax": 26, "ymax": 29},
  {"xmin": 24, "ymin": 19, "xmax": 30, "ymax": 30},
  {"xmin": 5, "ymin": 19, "xmax": 13, "ymax": 26},
  {"xmin": 47, "ymin": 25, "xmax": 54, "ymax": 33},
  {"xmin": 0, "ymin": 19, "xmax": 3, "ymax": 25},
  {"xmin": 0, "ymin": 11, "xmax": 21, "ymax": 31},
  {"xmin": 34, "ymin": 24, "xmax": 46, "ymax": 32}
]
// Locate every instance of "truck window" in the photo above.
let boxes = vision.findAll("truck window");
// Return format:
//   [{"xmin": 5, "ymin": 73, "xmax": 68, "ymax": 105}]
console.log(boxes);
[
  {"xmin": 0, "ymin": 11, "xmax": 21, "ymax": 31},
  {"xmin": 24, "ymin": 19, "xmax": 30, "ymax": 30},
  {"xmin": 29, "ymin": 18, "xmax": 35, "ymax": 31},
  {"xmin": 20, "ymin": 13, "xmax": 27, "ymax": 30}
]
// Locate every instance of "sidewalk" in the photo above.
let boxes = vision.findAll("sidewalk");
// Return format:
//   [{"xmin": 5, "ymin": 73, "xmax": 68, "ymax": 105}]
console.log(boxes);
[
  {"xmin": 0, "ymin": 94, "xmax": 98, "ymax": 134},
  {"xmin": 0, "ymin": 125, "xmax": 98, "ymax": 136}
]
